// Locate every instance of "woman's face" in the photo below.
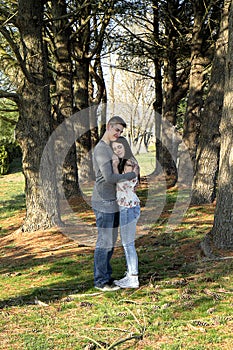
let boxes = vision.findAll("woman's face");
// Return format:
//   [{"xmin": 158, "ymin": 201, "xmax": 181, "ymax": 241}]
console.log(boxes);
[{"xmin": 112, "ymin": 142, "xmax": 125, "ymax": 158}]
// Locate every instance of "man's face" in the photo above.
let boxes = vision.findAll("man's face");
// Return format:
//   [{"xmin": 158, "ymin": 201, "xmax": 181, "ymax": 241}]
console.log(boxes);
[{"xmin": 107, "ymin": 123, "xmax": 124, "ymax": 142}]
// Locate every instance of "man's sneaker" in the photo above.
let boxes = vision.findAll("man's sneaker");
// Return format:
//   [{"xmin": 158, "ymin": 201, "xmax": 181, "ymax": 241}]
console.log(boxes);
[
  {"xmin": 114, "ymin": 273, "xmax": 139, "ymax": 288},
  {"xmin": 95, "ymin": 283, "xmax": 121, "ymax": 291}
]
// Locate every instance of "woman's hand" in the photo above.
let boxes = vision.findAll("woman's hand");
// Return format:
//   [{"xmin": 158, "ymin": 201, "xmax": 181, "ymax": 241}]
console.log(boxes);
[{"xmin": 132, "ymin": 162, "xmax": 140, "ymax": 177}]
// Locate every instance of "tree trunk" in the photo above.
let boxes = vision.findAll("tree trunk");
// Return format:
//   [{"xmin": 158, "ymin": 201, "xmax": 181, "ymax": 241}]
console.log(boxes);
[
  {"xmin": 74, "ymin": 57, "xmax": 93, "ymax": 183},
  {"xmin": 161, "ymin": 1, "xmax": 178, "ymax": 184},
  {"xmin": 154, "ymin": 0, "xmax": 178, "ymax": 185},
  {"xmin": 16, "ymin": 0, "xmax": 61, "ymax": 231},
  {"xmin": 179, "ymin": 1, "xmax": 207, "ymax": 186},
  {"xmin": 182, "ymin": 0, "xmax": 206, "ymax": 164},
  {"xmin": 211, "ymin": 0, "xmax": 233, "ymax": 249},
  {"xmin": 50, "ymin": 0, "xmax": 80, "ymax": 199},
  {"xmin": 191, "ymin": 0, "xmax": 230, "ymax": 205},
  {"xmin": 73, "ymin": 3, "xmax": 93, "ymax": 183}
]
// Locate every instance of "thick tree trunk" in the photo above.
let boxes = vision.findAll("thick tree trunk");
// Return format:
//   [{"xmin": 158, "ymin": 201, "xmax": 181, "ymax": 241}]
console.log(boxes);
[
  {"xmin": 152, "ymin": 0, "xmax": 163, "ymax": 118},
  {"xmin": 74, "ymin": 57, "xmax": 93, "ymax": 183},
  {"xmin": 16, "ymin": 0, "xmax": 60, "ymax": 231},
  {"xmin": 191, "ymin": 0, "xmax": 230, "ymax": 205},
  {"xmin": 156, "ymin": 0, "xmax": 179, "ymax": 186},
  {"xmin": 50, "ymin": 0, "xmax": 80, "ymax": 199},
  {"xmin": 159, "ymin": 56, "xmax": 178, "ymax": 186},
  {"xmin": 210, "ymin": 0, "xmax": 233, "ymax": 249},
  {"xmin": 179, "ymin": 1, "xmax": 207, "ymax": 186},
  {"xmin": 73, "ymin": 6, "xmax": 93, "ymax": 183},
  {"xmin": 154, "ymin": 1, "xmax": 190, "ymax": 186},
  {"xmin": 182, "ymin": 1, "xmax": 206, "ymax": 164}
]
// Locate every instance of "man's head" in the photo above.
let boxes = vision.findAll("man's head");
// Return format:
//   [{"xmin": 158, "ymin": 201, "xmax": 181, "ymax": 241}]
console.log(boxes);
[
  {"xmin": 108, "ymin": 116, "xmax": 127, "ymax": 128},
  {"xmin": 103, "ymin": 116, "xmax": 127, "ymax": 143}
]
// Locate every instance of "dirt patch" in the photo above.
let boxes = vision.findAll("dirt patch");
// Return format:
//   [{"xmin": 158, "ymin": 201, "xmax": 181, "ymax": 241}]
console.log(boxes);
[
  {"xmin": 1, "ymin": 200, "xmax": 232, "ymax": 270},
  {"xmin": 0, "ymin": 212, "xmax": 94, "ymax": 267}
]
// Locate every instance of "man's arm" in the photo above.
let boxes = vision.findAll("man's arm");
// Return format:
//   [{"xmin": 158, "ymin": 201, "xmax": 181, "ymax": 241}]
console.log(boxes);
[
  {"xmin": 112, "ymin": 154, "xmax": 119, "ymax": 174},
  {"xmin": 95, "ymin": 144, "xmax": 135, "ymax": 183}
]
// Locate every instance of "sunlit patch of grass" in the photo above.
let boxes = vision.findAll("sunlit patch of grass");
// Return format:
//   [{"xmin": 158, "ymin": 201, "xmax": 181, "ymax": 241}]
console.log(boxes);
[
  {"xmin": 0, "ymin": 161, "xmax": 25, "ymax": 237},
  {"xmin": 135, "ymin": 151, "xmax": 156, "ymax": 177}
]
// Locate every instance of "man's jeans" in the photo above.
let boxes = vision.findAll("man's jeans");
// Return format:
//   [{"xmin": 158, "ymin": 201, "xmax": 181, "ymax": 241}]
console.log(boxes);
[
  {"xmin": 94, "ymin": 210, "xmax": 119, "ymax": 287},
  {"xmin": 119, "ymin": 205, "xmax": 140, "ymax": 275}
]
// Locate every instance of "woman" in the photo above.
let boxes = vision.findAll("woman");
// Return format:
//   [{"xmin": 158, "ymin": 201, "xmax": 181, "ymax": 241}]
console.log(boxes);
[{"xmin": 111, "ymin": 136, "xmax": 140, "ymax": 288}]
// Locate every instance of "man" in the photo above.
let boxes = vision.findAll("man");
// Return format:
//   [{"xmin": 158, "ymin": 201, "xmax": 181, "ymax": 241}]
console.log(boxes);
[{"xmin": 92, "ymin": 116, "xmax": 137, "ymax": 291}]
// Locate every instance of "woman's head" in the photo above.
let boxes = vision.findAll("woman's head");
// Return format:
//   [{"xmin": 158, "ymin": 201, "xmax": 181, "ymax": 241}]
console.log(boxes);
[
  {"xmin": 111, "ymin": 136, "xmax": 134, "ymax": 160},
  {"xmin": 111, "ymin": 136, "xmax": 136, "ymax": 174}
]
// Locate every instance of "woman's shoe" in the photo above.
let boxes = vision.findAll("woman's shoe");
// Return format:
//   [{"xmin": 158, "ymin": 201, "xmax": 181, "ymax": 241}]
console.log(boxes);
[{"xmin": 114, "ymin": 273, "xmax": 139, "ymax": 288}]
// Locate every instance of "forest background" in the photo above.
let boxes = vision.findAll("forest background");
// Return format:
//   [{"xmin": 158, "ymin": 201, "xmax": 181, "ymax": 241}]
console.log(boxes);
[
  {"xmin": 1, "ymin": 1, "xmax": 233, "ymax": 349},
  {"xmin": 0, "ymin": 1, "xmax": 233, "ymax": 272}
]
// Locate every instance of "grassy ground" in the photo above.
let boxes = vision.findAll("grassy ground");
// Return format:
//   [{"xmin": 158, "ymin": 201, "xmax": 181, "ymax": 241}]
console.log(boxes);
[
  {"xmin": 0, "ymin": 157, "xmax": 233, "ymax": 349},
  {"xmin": 135, "ymin": 152, "xmax": 156, "ymax": 176}
]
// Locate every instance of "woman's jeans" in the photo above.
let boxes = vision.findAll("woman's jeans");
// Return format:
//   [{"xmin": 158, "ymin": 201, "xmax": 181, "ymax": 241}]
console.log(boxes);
[
  {"xmin": 94, "ymin": 210, "xmax": 119, "ymax": 287},
  {"xmin": 119, "ymin": 205, "xmax": 140, "ymax": 275}
]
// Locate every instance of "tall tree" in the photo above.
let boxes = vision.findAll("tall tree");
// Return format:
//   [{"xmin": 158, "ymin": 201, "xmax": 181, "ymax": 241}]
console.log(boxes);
[
  {"xmin": 191, "ymin": 0, "xmax": 230, "ymax": 204},
  {"xmin": 111, "ymin": 1, "xmax": 193, "ymax": 183},
  {"xmin": 158, "ymin": 0, "xmax": 190, "ymax": 185},
  {"xmin": 0, "ymin": 0, "xmax": 117, "ymax": 232},
  {"xmin": 71, "ymin": 0, "xmax": 115, "ymax": 182},
  {"xmin": 47, "ymin": 0, "xmax": 80, "ymax": 199},
  {"xmin": 179, "ymin": 0, "xmax": 223, "ymax": 185},
  {"xmin": 15, "ymin": 0, "xmax": 60, "ymax": 230},
  {"xmin": 182, "ymin": 0, "xmax": 207, "ymax": 164},
  {"xmin": 210, "ymin": 0, "xmax": 233, "ymax": 250}
]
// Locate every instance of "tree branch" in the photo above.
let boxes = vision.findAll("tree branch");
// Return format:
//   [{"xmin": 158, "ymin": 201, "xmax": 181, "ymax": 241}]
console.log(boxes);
[
  {"xmin": 0, "ymin": 89, "xmax": 19, "ymax": 103},
  {"xmin": 0, "ymin": 27, "xmax": 38, "ymax": 85},
  {"xmin": 0, "ymin": 115, "xmax": 18, "ymax": 125}
]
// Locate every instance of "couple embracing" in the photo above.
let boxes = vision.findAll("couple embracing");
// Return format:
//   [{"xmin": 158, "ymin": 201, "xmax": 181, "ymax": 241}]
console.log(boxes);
[{"xmin": 91, "ymin": 116, "xmax": 141, "ymax": 291}]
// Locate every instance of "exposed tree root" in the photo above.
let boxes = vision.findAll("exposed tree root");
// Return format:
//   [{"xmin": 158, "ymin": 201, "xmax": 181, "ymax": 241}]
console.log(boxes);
[{"xmin": 200, "ymin": 231, "xmax": 216, "ymax": 259}]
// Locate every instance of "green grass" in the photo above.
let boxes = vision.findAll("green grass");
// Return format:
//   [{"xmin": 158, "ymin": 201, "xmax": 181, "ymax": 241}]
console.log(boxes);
[
  {"xmin": 0, "ymin": 159, "xmax": 233, "ymax": 349},
  {"xmin": 0, "ymin": 158, "xmax": 25, "ymax": 234},
  {"xmin": 135, "ymin": 151, "xmax": 156, "ymax": 176}
]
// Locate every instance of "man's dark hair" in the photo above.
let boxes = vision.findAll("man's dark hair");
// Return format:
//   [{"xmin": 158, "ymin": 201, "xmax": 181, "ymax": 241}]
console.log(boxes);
[{"xmin": 108, "ymin": 116, "xmax": 127, "ymax": 128}]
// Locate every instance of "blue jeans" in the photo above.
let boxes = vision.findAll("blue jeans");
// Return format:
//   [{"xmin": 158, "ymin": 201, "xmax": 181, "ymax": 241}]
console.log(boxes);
[
  {"xmin": 119, "ymin": 205, "xmax": 140, "ymax": 275},
  {"xmin": 94, "ymin": 210, "xmax": 119, "ymax": 287}
]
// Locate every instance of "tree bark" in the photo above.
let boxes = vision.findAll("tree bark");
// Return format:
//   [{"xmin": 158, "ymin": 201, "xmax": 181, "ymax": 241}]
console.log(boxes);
[
  {"xmin": 178, "ymin": 0, "xmax": 208, "ymax": 187},
  {"xmin": 182, "ymin": 0, "xmax": 206, "ymax": 164},
  {"xmin": 210, "ymin": 0, "xmax": 233, "ymax": 249},
  {"xmin": 191, "ymin": 0, "xmax": 230, "ymax": 205},
  {"xmin": 155, "ymin": 0, "xmax": 189, "ymax": 186},
  {"xmin": 74, "ymin": 57, "xmax": 93, "ymax": 183},
  {"xmin": 159, "ymin": 1, "xmax": 178, "ymax": 185},
  {"xmin": 16, "ymin": 0, "xmax": 61, "ymax": 231},
  {"xmin": 49, "ymin": 0, "xmax": 80, "ymax": 199}
]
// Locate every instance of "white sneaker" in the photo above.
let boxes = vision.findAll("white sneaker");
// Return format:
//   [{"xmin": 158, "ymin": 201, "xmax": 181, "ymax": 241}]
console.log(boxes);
[{"xmin": 114, "ymin": 273, "xmax": 139, "ymax": 288}]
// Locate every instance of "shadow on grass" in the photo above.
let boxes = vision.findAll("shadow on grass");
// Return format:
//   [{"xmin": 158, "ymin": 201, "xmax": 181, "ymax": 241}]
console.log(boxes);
[
  {"xmin": 0, "ymin": 251, "xmax": 95, "ymax": 309},
  {"xmin": 0, "ymin": 228, "xmax": 225, "ymax": 310},
  {"xmin": 0, "ymin": 193, "xmax": 25, "ymax": 217},
  {"xmin": 0, "ymin": 276, "xmax": 94, "ymax": 309}
]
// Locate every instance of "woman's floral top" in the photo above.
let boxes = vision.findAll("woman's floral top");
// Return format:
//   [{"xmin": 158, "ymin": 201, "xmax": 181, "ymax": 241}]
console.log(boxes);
[{"xmin": 116, "ymin": 177, "xmax": 140, "ymax": 208}]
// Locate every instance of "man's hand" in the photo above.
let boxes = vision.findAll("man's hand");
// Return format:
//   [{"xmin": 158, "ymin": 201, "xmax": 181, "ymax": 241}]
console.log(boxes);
[{"xmin": 112, "ymin": 153, "xmax": 119, "ymax": 173}]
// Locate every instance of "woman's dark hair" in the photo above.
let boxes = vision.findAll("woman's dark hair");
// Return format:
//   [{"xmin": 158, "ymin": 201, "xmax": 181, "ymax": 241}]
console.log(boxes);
[{"xmin": 110, "ymin": 136, "xmax": 136, "ymax": 174}]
